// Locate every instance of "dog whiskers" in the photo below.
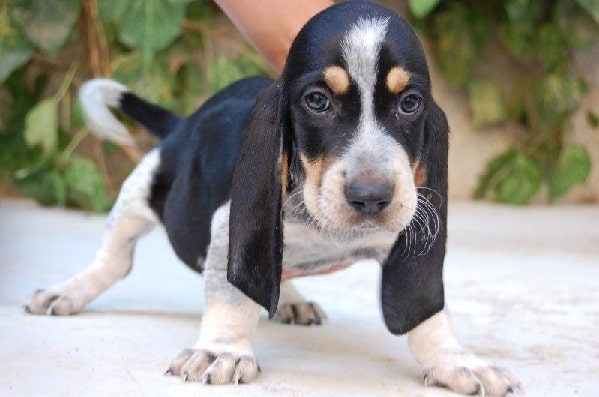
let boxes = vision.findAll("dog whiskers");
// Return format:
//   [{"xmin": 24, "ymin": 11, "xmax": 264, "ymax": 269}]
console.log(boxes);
[
  {"xmin": 399, "ymin": 187, "xmax": 441, "ymax": 258},
  {"xmin": 283, "ymin": 188, "xmax": 308, "ymax": 218}
]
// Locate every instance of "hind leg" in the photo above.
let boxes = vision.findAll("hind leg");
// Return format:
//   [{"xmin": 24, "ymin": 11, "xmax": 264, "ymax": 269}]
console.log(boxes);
[
  {"xmin": 25, "ymin": 150, "xmax": 161, "ymax": 315},
  {"xmin": 272, "ymin": 280, "xmax": 326, "ymax": 326}
]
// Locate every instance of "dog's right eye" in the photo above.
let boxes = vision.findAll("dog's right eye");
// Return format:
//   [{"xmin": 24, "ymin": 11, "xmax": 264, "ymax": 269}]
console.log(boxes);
[{"xmin": 304, "ymin": 90, "xmax": 331, "ymax": 113}]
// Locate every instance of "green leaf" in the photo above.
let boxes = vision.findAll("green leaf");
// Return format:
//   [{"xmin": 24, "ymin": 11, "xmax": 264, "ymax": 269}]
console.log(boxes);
[
  {"xmin": 23, "ymin": 98, "xmax": 58, "ymax": 155},
  {"xmin": 431, "ymin": 4, "xmax": 490, "ymax": 86},
  {"xmin": 12, "ymin": 159, "xmax": 66, "ymax": 207},
  {"xmin": 556, "ymin": 0, "xmax": 599, "ymax": 50},
  {"xmin": 548, "ymin": 143, "xmax": 591, "ymax": 200},
  {"xmin": 534, "ymin": 74, "xmax": 588, "ymax": 128},
  {"xmin": 101, "ymin": 140, "xmax": 118, "ymax": 157},
  {"xmin": 499, "ymin": 23, "xmax": 532, "ymax": 59},
  {"xmin": 70, "ymin": 99, "xmax": 85, "ymax": 130},
  {"xmin": 185, "ymin": 0, "xmax": 213, "ymax": 21},
  {"xmin": 12, "ymin": 0, "xmax": 80, "ymax": 57},
  {"xmin": 474, "ymin": 149, "xmax": 518, "ymax": 199},
  {"xmin": 537, "ymin": 23, "xmax": 569, "ymax": 71},
  {"xmin": 493, "ymin": 153, "xmax": 543, "ymax": 205},
  {"xmin": 587, "ymin": 110, "xmax": 599, "ymax": 128},
  {"xmin": 207, "ymin": 56, "xmax": 264, "ymax": 93},
  {"xmin": 474, "ymin": 150, "xmax": 543, "ymax": 204},
  {"xmin": 575, "ymin": 0, "xmax": 599, "ymax": 24},
  {"xmin": 468, "ymin": 78, "xmax": 507, "ymax": 127},
  {"xmin": 64, "ymin": 157, "xmax": 110, "ymax": 212},
  {"xmin": 505, "ymin": 0, "xmax": 543, "ymax": 26},
  {"xmin": 96, "ymin": 0, "xmax": 130, "ymax": 22},
  {"xmin": 499, "ymin": 0, "xmax": 543, "ymax": 58},
  {"xmin": 0, "ymin": 69, "xmax": 45, "ymax": 179},
  {"xmin": 111, "ymin": 52, "xmax": 174, "ymax": 107},
  {"xmin": 116, "ymin": 0, "xmax": 188, "ymax": 59},
  {"xmin": 409, "ymin": 0, "xmax": 442, "ymax": 18},
  {"xmin": 0, "ymin": 86, "xmax": 12, "ymax": 132},
  {"xmin": 0, "ymin": 5, "xmax": 35, "ymax": 83},
  {"xmin": 175, "ymin": 62, "xmax": 205, "ymax": 114},
  {"xmin": 0, "ymin": 46, "xmax": 33, "ymax": 84}
]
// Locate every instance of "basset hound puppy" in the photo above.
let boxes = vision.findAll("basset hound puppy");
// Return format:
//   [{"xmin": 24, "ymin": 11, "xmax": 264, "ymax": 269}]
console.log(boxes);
[{"xmin": 25, "ymin": 1, "xmax": 519, "ymax": 395}]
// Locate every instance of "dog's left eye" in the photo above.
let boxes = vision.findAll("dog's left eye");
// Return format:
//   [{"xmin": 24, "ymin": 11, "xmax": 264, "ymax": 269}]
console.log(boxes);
[
  {"xmin": 398, "ymin": 92, "xmax": 423, "ymax": 116},
  {"xmin": 304, "ymin": 90, "xmax": 331, "ymax": 113}
]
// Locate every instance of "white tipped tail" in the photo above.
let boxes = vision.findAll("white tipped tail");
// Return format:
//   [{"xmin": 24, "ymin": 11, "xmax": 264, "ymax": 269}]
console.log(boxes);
[{"xmin": 79, "ymin": 79, "xmax": 135, "ymax": 146}]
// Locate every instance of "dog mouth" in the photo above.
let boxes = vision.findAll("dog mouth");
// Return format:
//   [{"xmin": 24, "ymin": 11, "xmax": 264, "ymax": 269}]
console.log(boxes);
[
  {"xmin": 288, "ymin": 153, "xmax": 420, "ymax": 239},
  {"xmin": 298, "ymin": 195, "xmax": 416, "ymax": 241},
  {"xmin": 320, "ymin": 176, "xmax": 418, "ymax": 235}
]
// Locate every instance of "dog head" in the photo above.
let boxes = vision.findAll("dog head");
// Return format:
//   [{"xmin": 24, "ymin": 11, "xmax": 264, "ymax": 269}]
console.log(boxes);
[
  {"xmin": 228, "ymin": 1, "xmax": 448, "ymax": 317},
  {"xmin": 284, "ymin": 4, "xmax": 437, "ymax": 237}
]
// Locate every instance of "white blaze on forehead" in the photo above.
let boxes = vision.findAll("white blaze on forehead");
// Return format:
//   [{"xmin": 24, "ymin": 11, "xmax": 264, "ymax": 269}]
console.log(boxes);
[
  {"xmin": 340, "ymin": 17, "xmax": 395, "ymax": 178},
  {"xmin": 341, "ymin": 17, "xmax": 389, "ymax": 120},
  {"xmin": 330, "ymin": 17, "xmax": 417, "ymax": 233}
]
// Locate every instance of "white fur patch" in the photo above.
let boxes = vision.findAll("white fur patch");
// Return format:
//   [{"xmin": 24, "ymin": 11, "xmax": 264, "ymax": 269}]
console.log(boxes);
[
  {"xmin": 199, "ymin": 202, "xmax": 261, "ymax": 349},
  {"xmin": 25, "ymin": 149, "xmax": 161, "ymax": 315},
  {"xmin": 79, "ymin": 79, "xmax": 135, "ymax": 146},
  {"xmin": 408, "ymin": 311, "xmax": 462, "ymax": 363},
  {"xmin": 341, "ymin": 17, "xmax": 390, "ymax": 120},
  {"xmin": 407, "ymin": 311, "xmax": 521, "ymax": 395}
]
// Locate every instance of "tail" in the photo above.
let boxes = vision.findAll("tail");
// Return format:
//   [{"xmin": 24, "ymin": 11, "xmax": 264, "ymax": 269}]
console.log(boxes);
[{"xmin": 79, "ymin": 79, "xmax": 180, "ymax": 145}]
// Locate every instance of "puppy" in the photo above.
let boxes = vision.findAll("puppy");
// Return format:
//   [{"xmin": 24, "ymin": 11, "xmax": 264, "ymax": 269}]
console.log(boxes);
[{"xmin": 25, "ymin": 1, "xmax": 519, "ymax": 395}]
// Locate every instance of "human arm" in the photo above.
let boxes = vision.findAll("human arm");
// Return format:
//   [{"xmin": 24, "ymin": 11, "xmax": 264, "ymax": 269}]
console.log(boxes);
[{"xmin": 213, "ymin": 0, "xmax": 333, "ymax": 72}]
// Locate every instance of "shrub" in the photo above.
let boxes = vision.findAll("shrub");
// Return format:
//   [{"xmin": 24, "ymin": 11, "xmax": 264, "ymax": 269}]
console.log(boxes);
[{"xmin": 0, "ymin": 0, "xmax": 268, "ymax": 211}]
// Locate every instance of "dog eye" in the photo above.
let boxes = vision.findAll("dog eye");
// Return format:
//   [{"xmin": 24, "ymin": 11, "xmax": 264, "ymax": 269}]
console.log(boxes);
[
  {"xmin": 398, "ymin": 92, "xmax": 423, "ymax": 116},
  {"xmin": 304, "ymin": 90, "xmax": 331, "ymax": 113}
]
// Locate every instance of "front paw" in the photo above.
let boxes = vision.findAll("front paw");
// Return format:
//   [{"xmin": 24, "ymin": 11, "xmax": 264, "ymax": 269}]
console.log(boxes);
[
  {"xmin": 272, "ymin": 301, "xmax": 326, "ymax": 325},
  {"xmin": 24, "ymin": 288, "xmax": 83, "ymax": 316},
  {"xmin": 423, "ymin": 354, "xmax": 520, "ymax": 396},
  {"xmin": 165, "ymin": 348, "xmax": 260, "ymax": 385}
]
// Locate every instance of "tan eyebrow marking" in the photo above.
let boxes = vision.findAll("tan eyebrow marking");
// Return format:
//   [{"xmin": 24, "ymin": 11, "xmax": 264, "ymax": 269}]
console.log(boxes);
[
  {"xmin": 279, "ymin": 150, "xmax": 289, "ymax": 200},
  {"xmin": 386, "ymin": 66, "xmax": 411, "ymax": 94},
  {"xmin": 323, "ymin": 65, "xmax": 351, "ymax": 95},
  {"xmin": 413, "ymin": 159, "xmax": 427, "ymax": 187},
  {"xmin": 300, "ymin": 153, "xmax": 325, "ymax": 190}
]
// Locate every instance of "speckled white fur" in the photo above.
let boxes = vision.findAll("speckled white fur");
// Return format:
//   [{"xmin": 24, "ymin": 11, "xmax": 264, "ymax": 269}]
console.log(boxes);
[
  {"xmin": 409, "ymin": 311, "xmax": 521, "ymax": 396},
  {"xmin": 25, "ymin": 149, "xmax": 160, "ymax": 315}
]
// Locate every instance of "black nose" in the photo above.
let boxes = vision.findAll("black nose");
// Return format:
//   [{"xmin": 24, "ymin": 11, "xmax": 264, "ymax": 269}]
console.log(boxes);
[{"xmin": 344, "ymin": 181, "xmax": 394, "ymax": 214}]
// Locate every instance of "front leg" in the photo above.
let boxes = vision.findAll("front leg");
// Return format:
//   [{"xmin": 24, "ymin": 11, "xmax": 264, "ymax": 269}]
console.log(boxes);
[
  {"xmin": 166, "ymin": 297, "xmax": 261, "ymax": 385},
  {"xmin": 166, "ymin": 203, "xmax": 261, "ymax": 384},
  {"xmin": 408, "ymin": 311, "xmax": 520, "ymax": 396}
]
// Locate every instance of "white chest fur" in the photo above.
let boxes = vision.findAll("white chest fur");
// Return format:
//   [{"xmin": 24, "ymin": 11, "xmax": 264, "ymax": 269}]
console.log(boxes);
[{"xmin": 281, "ymin": 221, "xmax": 397, "ymax": 280}]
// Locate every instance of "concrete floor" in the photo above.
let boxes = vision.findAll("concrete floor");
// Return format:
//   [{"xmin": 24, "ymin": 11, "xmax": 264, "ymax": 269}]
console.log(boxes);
[{"xmin": 1, "ymin": 199, "xmax": 598, "ymax": 396}]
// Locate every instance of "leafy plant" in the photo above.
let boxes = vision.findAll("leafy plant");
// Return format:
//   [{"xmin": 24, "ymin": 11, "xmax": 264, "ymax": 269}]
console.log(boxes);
[
  {"xmin": 409, "ymin": 0, "xmax": 598, "ymax": 204},
  {"xmin": 0, "ymin": 0, "xmax": 268, "ymax": 211},
  {"xmin": 11, "ymin": 63, "xmax": 110, "ymax": 211}
]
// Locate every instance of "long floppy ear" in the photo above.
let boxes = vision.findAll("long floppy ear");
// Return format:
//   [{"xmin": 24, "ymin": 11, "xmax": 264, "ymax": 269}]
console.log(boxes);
[
  {"xmin": 227, "ymin": 82, "xmax": 289, "ymax": 318},
  {"xmin": 381, "ymin": 100, "xmax": 449, "ymax": 335}
]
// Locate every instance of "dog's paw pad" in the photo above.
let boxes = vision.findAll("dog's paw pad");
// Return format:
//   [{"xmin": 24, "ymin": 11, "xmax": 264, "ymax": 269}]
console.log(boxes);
[
  {"xmin": 424, "ymin": 364, "xmax": 521, "ymax": 396},
  {"xmin": 166, "ymin": 349, "xmax": 260, "ymax": 385},
  {"xmin": 24, "ymin": 289, "xmax": 80, "ymax": 316},
  {"xmin": 272, "ymin": 301, "xmax": 326, "ymax": 326}
]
